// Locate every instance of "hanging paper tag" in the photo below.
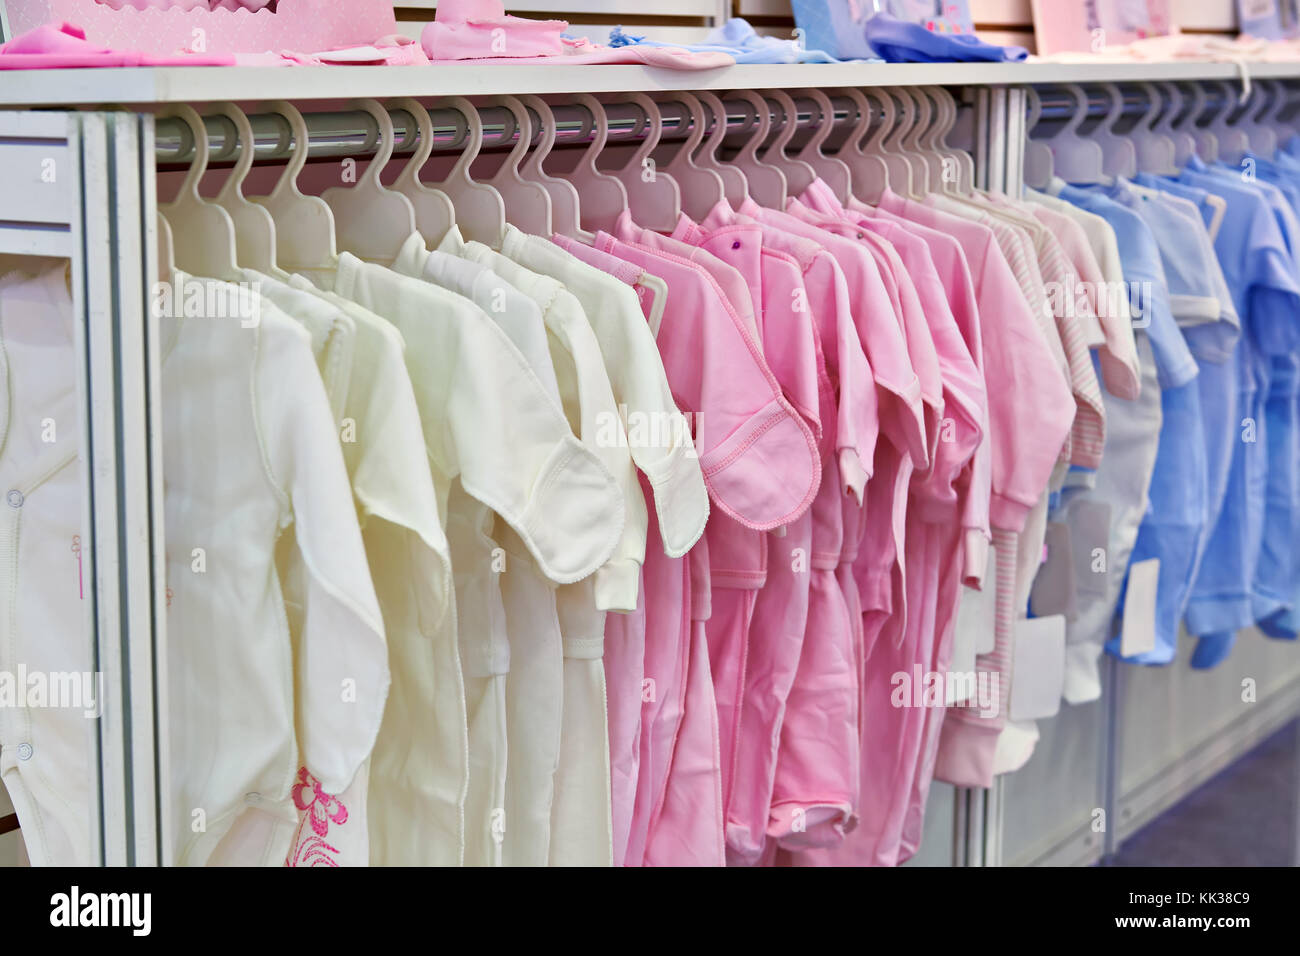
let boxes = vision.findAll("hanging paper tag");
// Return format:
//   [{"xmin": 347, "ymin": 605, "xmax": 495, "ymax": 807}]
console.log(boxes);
[
  {"xmin": 1008, "ymin": 615, "xmax": 1066, "ymax": 721},
  {"xmin": 1120, "ymin": 558, "xmax": 1160, "ymax": 658},
  {"xmin": 1030, "ymin": 522, "xmax": 1077, "ymax": 618},
  {"xmin": 1069, "ymin": 500, "xmax": 1112, "ymax": 607},
  {"xmin": 948, "ymin": 585, "xmax": 978, "ymax": 704},
  {"xmin": 953, "ymin": 537, "xmax": 998, "ymax": 665}
]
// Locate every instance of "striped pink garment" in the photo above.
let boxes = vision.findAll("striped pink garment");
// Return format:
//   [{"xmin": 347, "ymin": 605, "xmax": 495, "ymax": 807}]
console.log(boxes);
[
  {"xmin": 932, "ymin": 527, "xmax": 1019, "ymax": 787},
  {"xmin": 982, "ymin": 194, "xmax": 1108, "ymax": 468},
  {"xmin": 928, "ymin": 196, "xmax": 1077, "ymax": 470}
]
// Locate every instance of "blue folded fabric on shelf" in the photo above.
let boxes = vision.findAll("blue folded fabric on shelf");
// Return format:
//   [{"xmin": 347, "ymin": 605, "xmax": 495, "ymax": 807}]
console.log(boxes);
[
  {"xmin": 862, "ymin": 12, "xmax": 1028, "ymax": 63},
  {"xmin": 608, "ymin": 18, "xmax": 847, "ymax": 64}
]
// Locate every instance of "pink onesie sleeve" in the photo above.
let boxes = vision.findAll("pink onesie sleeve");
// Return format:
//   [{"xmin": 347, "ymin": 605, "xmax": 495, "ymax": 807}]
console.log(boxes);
[
  {"xmin": 585, "ymin": 232, "xmax": 820, "ymax": 531},
  {"xmin": 932, "ymin": 228, "xmax": 1075, "ymax": 789},
  {"xmin": 971, "ymin": 238, "xmax": 1075, "ymax": 531},
  {"xmin": 715, "ymin": 203, "xmax": 880, "ymax": 503},
  {"xmin": 783, "ymin": 200, "xmax": 938, "ymax": 480}
]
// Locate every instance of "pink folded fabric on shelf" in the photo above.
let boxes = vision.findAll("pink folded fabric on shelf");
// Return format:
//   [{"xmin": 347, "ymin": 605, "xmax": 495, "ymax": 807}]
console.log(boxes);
[
  {"xmin": 97, "ymin": 0, "xmax": 276, "ymax": 8},
  {"xmin": 96, "ymin": 0, "xmax": 212, "ymax": 10},
  {"xmin": 422, "ymin": 0, "xmax": 567, "ymax": 60},
  {"xmin": 0, "ymin": 21, "xmax": 236, "ymax": 67},
  {"xmin": 281, "ymin": 35, "xmax": 430, "ymax": 65},
  {"xmin": 1033, "ymin": 31, "xmax": 1299, "ymax": 63},
  {"xmin": 458, "ymin": 34, "xmax": 735, "ymax": 69},
  {"xmin": 421, "ymin": 0, "xmax": 734, "ymax": 68},
  {"xmin": 547, "ymin": 35, "xmax": 734, "ymax": 68}
]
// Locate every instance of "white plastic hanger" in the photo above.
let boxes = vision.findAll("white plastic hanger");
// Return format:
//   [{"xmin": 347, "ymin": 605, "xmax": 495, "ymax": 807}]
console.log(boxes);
[
  {"xmin": 1041, "ymin": 85, "xmax": 1108, "ymax": 185},
  {"xmin": 931, "ymin": 86, "xmax": 976, "ymax": 196},
  {"xmin": 861, "ymin": 88, "xmax": 915, "ymax": 197},
  {"xmin": 321, "ymin": 99, "xmax": 419, "ymax": 263},
  {"xmin": 389, "ymin": 97, "xmax": 456, "ymax": 245},
  {"xmin": 210, "ymin": 102, "xmax": 283, "ymax": 276},
  {"xmin": 654, "ymin": 91, "xmax": 725, "ymax": 221},
  {"xmin": 1130, "ymin": 83, "xmax": 1179, "ymax": 175},
  {"xmin": 555, "ymin": 93, "xmax": 629, "ymax": 234},
  {"xmin": 157, "ymin": 212, "xmax": 175, "ymax": 282},
  {"xmin": 438, "ymin": 96, "xmax": 508, "ymax": 246},
  {"xmin": 835, "ymin": 87, "xmax": 891, "ymax": 203},
  {"xmin": 251, "ymin": 100, "xmax": 338, "ymax": 272},
  {"xmin": 793, "ymin": 89, "xmax": 852, "ymax": 202},
  {"xmin": 1023, "ymin": 86, "xmax": 1055, "ymax": 189},
  {"xmin": 1090, "ymin": 83, "xmax": 1138, "ymax": 179},
  {"xmin": 517, "ymin": 94, "xmax": 589, "ymax": 241},
  {"xmin": 602, "ymin": 92, "xmax": 681, "ymax": 231},
  {"xmin": 883, "ymin": 87, "xmax": 925, "ymax": 196},
  {"xmin": 1187, "ymin": 82, "xmax": 1221, "ymax": 163},
  {"xmin": 692, "ymin": 91, "xmax": 748, "ymax": 208},
  {"xmin": 1241, "ymin": 79, "xmax": 1280, "ymax": 158},
  {"xmin": 158, "ymin": 103, "xmax": 240, "ymax": 280},
  {"xmin": 1261, "ymin": 79, "xmax": 1299, "ymax": 141},
  {"xmin": 902, "ymin": 87, "xmax": 950, "ymax": 196},
  {"xmin": 879, "ymin": 89, "xmax": 928, "ymax": 197},
  {"xmin": 726, "ymin": 90, "xmax": 787, "ymax": 209},
  {"xmin": 760, "ymin": 90, "xmax": 817, "ymax": 199},
  {"xmin": 480, "ymin": 95, "xmax": 552, "ymax": 236},
  {"xmin": 1160, "ymin": 82, "xmax": 1199, "ymax": 168},
  {"xmin": 641, "ymin": 267, "xmax": 670, "ymax": 336},
  {"xmin": 1205, "ymin": 80, "xmax": 1250, "ymax": 165},
  {"xmin": 889, "ymin": 87, "xmax": 935, "ymax": 195}
]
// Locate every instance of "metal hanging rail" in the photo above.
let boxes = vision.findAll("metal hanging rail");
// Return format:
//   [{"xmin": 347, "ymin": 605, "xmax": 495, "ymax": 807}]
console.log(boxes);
[
  {"xmin": 1031, "ymin": 79, "xmax": 1300, "ymax": 120},
  {"xmin": 152, "ymin": 94, "xmax": 911, "ymax": 165}
]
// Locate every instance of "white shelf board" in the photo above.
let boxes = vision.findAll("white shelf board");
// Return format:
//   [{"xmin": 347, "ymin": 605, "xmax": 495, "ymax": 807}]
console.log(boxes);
[{"xmin": 0, "ymin": 60, "xmax": 1297, "ymax": 107}]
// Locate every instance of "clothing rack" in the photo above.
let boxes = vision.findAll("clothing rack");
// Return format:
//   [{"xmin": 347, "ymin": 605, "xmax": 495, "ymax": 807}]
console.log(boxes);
[
  {"xmin": 1032, "ymin": 81, "xmax": 1300, "ymax": 120},
  {"xmin": 4, "ymin": 63, "xmax": 1300, "ymax": 870},
  {"xmin": 152, "ymin": 95, "xmax": 884, "ymax": 165}
]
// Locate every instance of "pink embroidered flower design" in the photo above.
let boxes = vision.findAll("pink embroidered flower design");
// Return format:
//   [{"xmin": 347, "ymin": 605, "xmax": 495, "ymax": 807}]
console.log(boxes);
[
  {"xmin": 289, "ymin": 835, "xmax": 341, "ymax": 868},
  {"xmin": 291, "ymin": 767, "xmax": 349, "ymax": 838}
]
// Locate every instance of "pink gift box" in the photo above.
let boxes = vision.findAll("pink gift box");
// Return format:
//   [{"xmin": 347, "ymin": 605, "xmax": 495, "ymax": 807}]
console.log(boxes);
[
  {"xmin": 6, "ymin": 0, "xmax": 398, "ymax": 55},
  {"xmin": 1031, "ymin": 0, "xmax": 1172, "ymax": 56}
]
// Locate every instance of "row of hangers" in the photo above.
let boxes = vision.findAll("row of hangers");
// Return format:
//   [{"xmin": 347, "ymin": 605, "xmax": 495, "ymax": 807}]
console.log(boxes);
[
  {"xmin": 1026, "ymin": 78, "xmax": 1300, "ymax": 187},
  {"xmin": 155, "ymin": 85, "xmax": 984, "ymax": 285},
  {"xmin": 160, "ymin": 79, "xmax": 1298, "ymax": 288}
]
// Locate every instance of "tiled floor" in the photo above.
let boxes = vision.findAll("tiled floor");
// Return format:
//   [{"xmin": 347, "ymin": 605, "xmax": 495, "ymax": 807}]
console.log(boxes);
[{"xmin": 1109, "ymin": 720, "xmax": 1299, "ymax": 867}]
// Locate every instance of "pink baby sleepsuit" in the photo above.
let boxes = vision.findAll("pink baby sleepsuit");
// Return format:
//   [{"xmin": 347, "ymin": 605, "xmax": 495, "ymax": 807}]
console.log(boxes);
[
  {"xmin": 867, "ymin": 194, "xmax": 1073, "ymax": 791},
  {"xmin": 654, "ymin": 212, "xmax": 835, "ymax": 863},
  {"xmin": 786, "ymin": 187, "xmax": 989, "ymax": 866},
  {"xmin": 544, "ymin": 237, "xmax": 685, "ymax": 866},
  {"xmin": 705, "ymin": 199, "xmax": 888, "ymax": 851},
  {"xmin": 549, "ymin": 238, "xmax": 727, "ymax": 866},
  {"xmin": 604, "ymin": 220, "xmax": 776, "ymax": 860},
  {"xmin": 575, "ymin": 227, "xmax": 819, "ymax": 861}
]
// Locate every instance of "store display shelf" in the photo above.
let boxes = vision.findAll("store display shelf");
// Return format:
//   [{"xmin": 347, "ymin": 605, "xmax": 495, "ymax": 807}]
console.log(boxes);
[{"xmin": 1, "ymin": 58, "xmax": 1299, "ymax": 107}]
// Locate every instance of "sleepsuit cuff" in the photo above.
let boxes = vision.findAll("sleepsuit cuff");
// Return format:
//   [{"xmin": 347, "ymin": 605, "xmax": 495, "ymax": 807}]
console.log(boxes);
[
  {"xmin": 932, "ymin": 718, "xmax": 1001, "ymax": 789},
  {"xmin": 990, "ymin": 491, "xmax": 1035, "ymax": 535},
  {"xmin": 519, "ymin": 433, "xmax": 627, "ymax": 584},
  {"xmin": 595, "ymin": 557, "xmax": 643, "ymax": 612},
  {"xmin": 639, "ymin": 430, "xmax": 710, "ymax": 558},
  {"xmin": 962, "ymin": 529, "xmax": 990, "ymax": 588},
  {"xmin": 839, "ymin": 448, "xmax": 870, "ymax": 504},
  {"xmin": 1063, "ymin": 642, "xmax": 1104, "ymax": 705},
  {"xmin": 697, "ymin": 396, "xmax": 820, "ymax": 532}
]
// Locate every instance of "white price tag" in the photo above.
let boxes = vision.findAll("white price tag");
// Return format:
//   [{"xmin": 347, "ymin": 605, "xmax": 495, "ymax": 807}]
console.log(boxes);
[
  {"xmin": 1008, "ymin": 615, "xmax": 1066, "ymax": 721},
  {"xmin": 1120, "ymin": 558, "xmax": 1160, "ymax": 658}
]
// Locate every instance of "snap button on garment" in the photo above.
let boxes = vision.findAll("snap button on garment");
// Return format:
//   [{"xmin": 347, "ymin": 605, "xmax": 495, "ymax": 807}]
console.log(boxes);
[
  {"xmin": 16, "ymin": 743, "xmax": 33, "ymax": 761},
  {"xmin": 6, "ymin": 489, "xmax": 23, "ymax": 508}
]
